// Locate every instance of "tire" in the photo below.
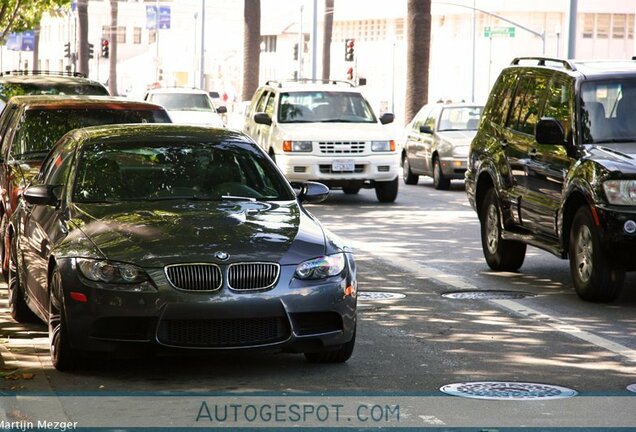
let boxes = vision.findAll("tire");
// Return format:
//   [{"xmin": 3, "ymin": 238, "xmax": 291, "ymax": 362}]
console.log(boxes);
[
  {"xmin": 402, "ymin": 156, "xmax": 418, "ymax": 185},
  {"xmin": 304, "ymin": 326, "xmax": 355, "ymax": 363},
  {"xmin": 342, "ymin": 186, "xmax": 360, "ymax": 195},
  {"xmin": 375, "ymin": 178, "xmax": 398, "ymax": 203},
  {"xmin": 49, "ymin": 267, "xmax": 79, "ymax": 371},
  {"xmin": 569, "ymin": 206, "xmax": 624, "ymax": 302},
  {"xmin": 433, "ymin": 158, "xmax": 450, "ymax": 190},
  {"xmin": 480, "ymin": 188, "xmax": 526, "ymax": 271},
  {"xmin": 1, "ymin": 213, "xmax": 8, "ymax": 280},
  {"xmin": 7, "ymin": 235, "xmax": 36, "ymax": 323}
]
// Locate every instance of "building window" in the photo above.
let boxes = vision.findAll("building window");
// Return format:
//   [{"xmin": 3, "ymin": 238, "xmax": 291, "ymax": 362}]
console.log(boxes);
[
  {"xmin": 133, "ymin": 27, "xmax": 142, "ymax": 44},
  {"xmin": 148, "ymin": 29, "xmax": 156, "ymax": 44},
  {"xmin": 582, "ymin": 14, "xmax": 594, "ymax": 38},
  {"xmin": 260, "ymin": 35, "xmax": 277, "ymax": 52},
  {"xmin": 596, "ymin": 14, "xmax": 610, "ymax": 39},
  {"xmin": 102, "ymin": 24, "xmax": 110, "ymax": 40},
  {"xmin": 613, "ymin": 14, "xmax": 626, "ymax": 39},
  {"xmin": 117, "ymin": 25, "xmax": 126, "ymax": 44}
]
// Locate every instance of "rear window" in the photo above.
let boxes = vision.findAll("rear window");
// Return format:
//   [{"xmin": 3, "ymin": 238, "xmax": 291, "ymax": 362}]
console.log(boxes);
[
  {"xmin": 10, "ymin": 107, "xmax": 171, "ymax": 159},
  {"xmin": 0, "ymin": 82, "xmax": 109, "ymax": 101}
]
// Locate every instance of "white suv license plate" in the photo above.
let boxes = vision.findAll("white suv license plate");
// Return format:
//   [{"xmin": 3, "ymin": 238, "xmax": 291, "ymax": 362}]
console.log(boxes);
[{"xmin": 332, "ymin": 159, "xmax": 355, "ymax": 172}]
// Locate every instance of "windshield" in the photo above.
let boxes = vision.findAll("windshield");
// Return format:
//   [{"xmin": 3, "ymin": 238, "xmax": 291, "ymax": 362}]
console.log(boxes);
[
  {"xmin": 581, "ymin": 79, "xmax": 636, "ymax": 144},
  {"xmin": 11, "ymin": 108, "xmax": 171, "ymax": 160},
  {"xmin": 438, "ymin": 106, "xmax": 483, "ymax": 131},
  {"xmin": 73, "ymin": 141, "xmax": 295, "ymax": 203},
  {"xmin": 149, "ymin": 93, "xmax": 216, "ymax": 112},
  {"xmin": 278, "ymin": 91, "xmax": 377, "ymax": 123}
]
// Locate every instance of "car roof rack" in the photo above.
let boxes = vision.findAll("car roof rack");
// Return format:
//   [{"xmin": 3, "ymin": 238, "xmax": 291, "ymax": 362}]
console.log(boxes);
[
  {"xmin": 0, "ymin": 70, "xmax": 87, "ymax": 78},
  {"xmin": 265, "ymin": 78, "xmax": 355, "ymax": 88},
  {"xmin": 511, "ymin": 57, "xmax": 577, "ymax": 71}
]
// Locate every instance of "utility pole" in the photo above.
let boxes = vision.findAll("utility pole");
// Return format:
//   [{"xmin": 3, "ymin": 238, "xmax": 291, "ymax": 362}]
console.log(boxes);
[
  {"xmin": 200, "ymin": 0, "xmax": 206, "ymax": 89},
  {"xmin": 567, "ymin": 0, "xmax": 577, "ymax": 58}
]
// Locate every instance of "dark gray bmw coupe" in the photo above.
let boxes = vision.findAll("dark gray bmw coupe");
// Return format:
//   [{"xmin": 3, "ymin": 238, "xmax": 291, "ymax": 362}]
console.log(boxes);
[{"xmin": 8, "ymin": 124, "xmax": 357, "ymax": 370}]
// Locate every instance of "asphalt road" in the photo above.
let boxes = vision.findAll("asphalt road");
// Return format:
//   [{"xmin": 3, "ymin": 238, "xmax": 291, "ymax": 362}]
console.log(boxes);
[{"xmin": 0, "ymin": 177, "xmax": 635, "ymax": 429}]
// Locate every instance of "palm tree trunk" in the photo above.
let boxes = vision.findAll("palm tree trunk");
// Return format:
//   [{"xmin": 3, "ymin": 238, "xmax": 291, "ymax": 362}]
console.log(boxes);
[
  {"xmin": 242, "ymin": 0, "xmax": 261, "ymax": 101},
  {"xmin": 109, "ymin": 0, "xmax": 118, "ymax": 95},
  {"xmin": 404, "ymin": 0, "xmax": 431, "ymax": 124},
  {"xmin": 77, "ymin": 0, "xmax": 89, "ymax": 75},
  {"xmin": 321, "ymin": 0, "xmax": 334, "ymax": 81}
]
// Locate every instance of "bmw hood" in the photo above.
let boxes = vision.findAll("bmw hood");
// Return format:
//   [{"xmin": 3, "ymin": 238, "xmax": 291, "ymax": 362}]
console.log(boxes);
[
  {"xmin": 67, "ymin": 200, "xmax": 326, "ymax": 267},
  {"xmin": 276, "ymin": 122, "xmax": 393, "ymax": 141}
]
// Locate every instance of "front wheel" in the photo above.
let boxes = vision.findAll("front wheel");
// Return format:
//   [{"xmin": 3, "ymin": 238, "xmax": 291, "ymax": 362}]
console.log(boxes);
[
  {"xmin": 305, "ymin": 326, "xmax": 355, "ymax": 363},
  {"xmin": 480, "ymin": 188, "xmax": 526, "ymax": 271},
  {"xmin": 402, "ymin": 156, "xmax": 418, "ymax": 185},
  {"xmin": 49, "ymin": 267, "xmax": 80, "ymax": 371},
  {"xmin": 433, "ymin": 158, "xmax": 450, "ymax": 190},
  {"xmin": 569, "ymin": 207, "xmax": 624, "ymax": 302},
  {"xmin": 375, "ymin": 178, "xmax": 398, "ymax": 203}
]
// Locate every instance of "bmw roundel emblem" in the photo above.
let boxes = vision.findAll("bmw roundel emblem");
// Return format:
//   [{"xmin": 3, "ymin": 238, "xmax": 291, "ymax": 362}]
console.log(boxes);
[{"xmin": 215, "ymin": 251, "xmax": 230, "ymax": 261}]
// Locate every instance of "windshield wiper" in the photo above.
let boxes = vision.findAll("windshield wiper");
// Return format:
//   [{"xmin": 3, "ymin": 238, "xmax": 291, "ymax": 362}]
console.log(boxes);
[{"xmin": 319, "ymin": 119, "xmax": 358, "ymax": 123}]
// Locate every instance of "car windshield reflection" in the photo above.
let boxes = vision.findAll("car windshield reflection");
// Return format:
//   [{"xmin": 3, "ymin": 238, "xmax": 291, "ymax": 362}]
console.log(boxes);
[
  {"xmin": 438, "ymin": 106, "xmax": 483, "ymax": 131},
  {"xmin": 73, "ymin": 142, "xmax": 295, "ymax": 203}
]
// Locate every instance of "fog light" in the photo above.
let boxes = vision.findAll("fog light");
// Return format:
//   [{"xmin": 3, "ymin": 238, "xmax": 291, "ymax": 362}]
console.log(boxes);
[{"xmin": 624, "ymin": 220, "xmax": 636, "ymax": 234}]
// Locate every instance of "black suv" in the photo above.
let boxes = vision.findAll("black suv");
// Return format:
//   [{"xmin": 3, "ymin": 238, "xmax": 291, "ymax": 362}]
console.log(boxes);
[
  {"xmin": 0, "ymin": 70, "xmax": 109, "ymax": 112},
  {"xmin": 466, "ymin": 57, "xmax": 636, "ymax": 302}
]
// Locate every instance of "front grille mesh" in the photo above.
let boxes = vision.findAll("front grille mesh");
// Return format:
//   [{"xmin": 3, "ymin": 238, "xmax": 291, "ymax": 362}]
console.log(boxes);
[
  {"xmin": 157, "ymin": 317, "xmax": 290, "ymax": 347},
  {"xmin": 319, "ymin": 141, "xmax": 366, "ymax": 154},
  {"xmin": 228, "ymin": 263, "xmax": 280, "ymax": 290},
  {"xmin": 165, "ymin": 264, "xmax": 222, "ymax": 291}
]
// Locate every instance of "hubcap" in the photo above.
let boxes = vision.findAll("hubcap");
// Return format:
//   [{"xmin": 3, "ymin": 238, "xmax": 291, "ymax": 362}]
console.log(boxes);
[
  {"xmin": 574, "ymin": 225, "xmax": 593, "ymax": 283},
  {"xmin": 434, "ymin": 162, "xmax": 440, "ymax": 184},
  {"xmin": 486, "ymin": 203, "xmax": 499, "ymax": 254},
  {"xmin": 403, "ymin": 158, "xmax": 410, "ymax": 179},
  {"xmin": 7, "ymin": 240, "xmax": 18, "ymax": 307}
]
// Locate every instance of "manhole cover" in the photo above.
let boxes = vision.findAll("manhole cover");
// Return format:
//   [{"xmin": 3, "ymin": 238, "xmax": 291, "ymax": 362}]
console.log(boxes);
[
  {"xmin": 442, "ymin": 290, "xmax": 534, "ymax": 300},
  {"xmin": 440, "ymin": 382, "xmax": 577, "ymax": 400},
  {"xmin": 358, "ymin": 292, "xmax": 406, "ymax": 301},
  {"xmin": 627, "ymin": 384, "xmax": 636, "ymax": 393}
]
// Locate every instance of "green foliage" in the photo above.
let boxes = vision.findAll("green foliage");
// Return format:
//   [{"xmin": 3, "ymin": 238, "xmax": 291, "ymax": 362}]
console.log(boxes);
[{"xmin": 0, "ymin": 0, "xmax": 71, "ymax": 41}]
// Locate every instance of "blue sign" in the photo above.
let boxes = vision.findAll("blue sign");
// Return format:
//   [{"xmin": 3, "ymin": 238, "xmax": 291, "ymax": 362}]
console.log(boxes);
[
  {"xmin": 158, "ymin": 6, "xmax": 171, "ymax": 30},
  {"xmin": 146, "ymin": 5, "xmax": 157, "ymax": 30},
  {"xmin": 6, "ymin": 33, "xmax": 20, "ymax": 51},
  {"xmin": 21, "ymin": 30, "xmax": 35, "ymax": 51}
]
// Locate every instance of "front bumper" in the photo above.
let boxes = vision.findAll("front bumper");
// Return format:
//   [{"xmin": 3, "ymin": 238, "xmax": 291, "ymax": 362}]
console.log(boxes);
[
  {"xmin": 276, "ymin": 153, "xmax": 399, "ymax": 185},
  {"xmin": 439, "ymin": 157, "xmax": 467, "ymax": 180},
  {"xmin": 58, "ymin": 258, "xmax": 357, "ymax": 354},
  {"xmin": 594, "ymin": 205, "xmax": 636, "ymax": 271}
]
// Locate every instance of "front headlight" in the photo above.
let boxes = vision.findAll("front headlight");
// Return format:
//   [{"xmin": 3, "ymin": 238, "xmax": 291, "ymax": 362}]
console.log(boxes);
[
  {"xmin": 371, "ymin": 140, "xmax": 396, "ymax": 152},
  {"xmin": 77, "ymin": 258, "xmax": 148, "ymax": 284},
  {"xmin": 295, "ymin": 253, "xmax": 346, "ymax": 280},
  {"xmin": 282, "ymin": 140, "xmax": 312, "ymax": 152},
  {"xmin": 603, "ymin": 180, "xmax": 636, "ymax": 205}
]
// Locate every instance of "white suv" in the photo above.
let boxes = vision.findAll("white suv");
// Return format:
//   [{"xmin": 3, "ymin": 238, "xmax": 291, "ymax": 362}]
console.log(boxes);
[
  {"xmin": 144, "ymin": 87, "xmax": 226, "ymax": 127},
  {"xmin": 243, "ymin": 80, "xmax": 399, "ymax": 202}
]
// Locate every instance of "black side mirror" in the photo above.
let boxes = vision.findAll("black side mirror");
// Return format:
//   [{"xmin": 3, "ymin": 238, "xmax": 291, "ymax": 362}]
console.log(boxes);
[
  {"xmin": 23, "ymin": 185, "xmax": 59, "ymax": 206},
  {"xmin": 379, "ymin": 113, "xmax": 395, "ymax": 125},
  {"xmin": 254, "ymin": 112, "xmax": 272, "ymax": 126},
  {"xmin": 216, "ymin": 105, "xmax": 227, "ymax": 114},
  {"xmin": 297, "ymin": 181, "xmax": 329, "ymax": 204},
  {"xmin": 419, "ymin": 125, "xmax": 433, "ymax": 134},
  {"xmin": 536, "ymin": 117, "xmax": 565, "ymax": 145}
]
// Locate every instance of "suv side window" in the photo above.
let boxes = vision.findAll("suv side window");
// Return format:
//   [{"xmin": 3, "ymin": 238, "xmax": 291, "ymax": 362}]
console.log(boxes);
[
  {"xmin": 264, "ymin": 92, "xmax": 276, "ymax": 118},
  {"xmin": 484, "ymin": 71, "xmax": 517, "ymax": 126},
  {"xmin": 255, "ymin": 91, "xmax": 271, "ymax": 113},
  {"xmin": 543, "ymin": 75, "xmax": 573, "ymax": 139},
  {"xmin": 507, "ymin": 74, "xmax": 550, "ymax": 135}
]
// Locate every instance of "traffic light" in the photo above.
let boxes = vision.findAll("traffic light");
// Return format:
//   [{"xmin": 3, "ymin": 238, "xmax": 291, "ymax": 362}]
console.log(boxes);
[
  {"xmin": 64, "ymin": 42, "xmax": 70, "ymax": 58},
  {"xmin": 101, "ymin": 38, "xmax": 109, "ymax": 58},
  {"xmin": 293, "ymin": 43, "xmax": 299, "ymax": 61},
  {"xmin": 88, "ymin": 43, "xmax": 94, "ymax": 59},
  {"xmin": 345, "ymin": 38, "xmax": 355, "ymax": 62},
  {"xmin": 347, "ymin": 67, "xmax": 354, "ymax": 81}
]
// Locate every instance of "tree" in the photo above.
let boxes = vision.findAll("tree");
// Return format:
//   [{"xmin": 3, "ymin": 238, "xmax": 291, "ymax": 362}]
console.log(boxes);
[
  {"xmin": 404, "ymin": 0, "xmax": 431, "ymax": 124},
  {"xmin": 0, "ymin": 0, "xmax": 70, "ymax": 43},
  {"xmin": 77, "ymin": 0, "xmax": 89, "ymax": 75},
  {"xmin": 321, "ymin": 0, "xmax": 334, "ymax": 81},
  {"xmin": 108, "ymin": 0, "xmax": 118, "ymax": 95},
  {"xmin": 242, "ymin": 0, "xmax": 260, "ymax": 101}
]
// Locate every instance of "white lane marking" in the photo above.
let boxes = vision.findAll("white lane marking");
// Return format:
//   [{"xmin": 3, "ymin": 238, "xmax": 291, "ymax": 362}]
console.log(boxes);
[{"xmin": 348, "ymin": 239, "xmax": 636, "ymax": 364}]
